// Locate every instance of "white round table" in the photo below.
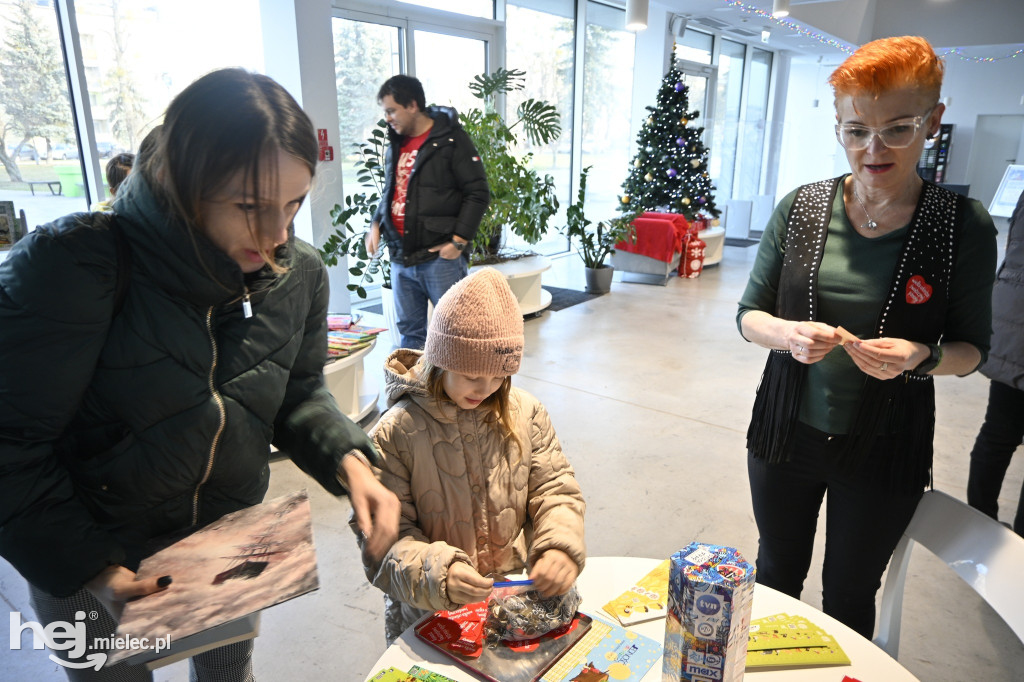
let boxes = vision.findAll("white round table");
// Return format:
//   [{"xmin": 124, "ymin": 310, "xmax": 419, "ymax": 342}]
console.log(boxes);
[{"xmin": 364, "ymin": 556, "xmax": 918, "ymax": 681}]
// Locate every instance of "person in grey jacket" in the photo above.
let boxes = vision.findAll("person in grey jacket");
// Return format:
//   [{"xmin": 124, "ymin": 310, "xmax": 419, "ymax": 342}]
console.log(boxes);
[
  {"xmin": 0, "ymin": 68, "xmax": 400, "ymax": 680},
  {"xmin": 366, "ymin": 74, "xmax": 490, "ymax": 350},
  {"xmin": 968, "ymin": 188, "xmax": 1024, "ymax": 535}
]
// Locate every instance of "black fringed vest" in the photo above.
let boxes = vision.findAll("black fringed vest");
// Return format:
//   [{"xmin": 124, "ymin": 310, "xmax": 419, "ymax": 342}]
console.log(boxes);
[{"xmin": 746, "ymin": 176, "xmax": 964, "ymax": 492}]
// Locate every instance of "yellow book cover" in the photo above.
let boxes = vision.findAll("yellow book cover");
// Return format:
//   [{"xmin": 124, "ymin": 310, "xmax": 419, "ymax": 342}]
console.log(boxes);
[
  {"xmin": 600, "ymin": 559, "xmax": 670, "ymax": 625},
  {"xmin": 748, "ymin": 613, "xmax": 839, "ymax": 651}
]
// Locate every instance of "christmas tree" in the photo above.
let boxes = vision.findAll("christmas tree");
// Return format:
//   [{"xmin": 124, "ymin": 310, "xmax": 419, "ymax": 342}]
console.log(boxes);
[{"xmin": 619, "ymin": 66, "xmax": 719, "ymax": 221}]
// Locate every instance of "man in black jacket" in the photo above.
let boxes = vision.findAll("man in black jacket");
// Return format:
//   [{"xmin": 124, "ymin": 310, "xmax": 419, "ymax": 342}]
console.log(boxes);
[{"xmin": 367, "ymin": 75, "xmax": 490, "ymax": 349}]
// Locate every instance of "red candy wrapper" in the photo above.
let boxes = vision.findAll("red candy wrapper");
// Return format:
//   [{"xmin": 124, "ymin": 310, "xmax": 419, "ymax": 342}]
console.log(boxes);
[{"xmin": 421, "ymin": 602, "xmax": 489, "ymax": 658}]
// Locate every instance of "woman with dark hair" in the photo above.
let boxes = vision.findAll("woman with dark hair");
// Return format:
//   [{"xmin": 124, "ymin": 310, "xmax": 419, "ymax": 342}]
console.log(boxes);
[
  {"xmin": 738, "ymin": 36, "xmax": 996, "ymax": 638},
  {"xmin": 92, "ymin": 153, "xmax": 135, "ymax": 212},
  {"xmin": 0, "ymin": 68, "xmax": 400, "ymax": 680}
]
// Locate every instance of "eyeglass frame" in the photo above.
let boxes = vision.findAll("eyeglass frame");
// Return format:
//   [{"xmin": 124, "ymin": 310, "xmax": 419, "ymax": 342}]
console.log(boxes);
[{"xmin": 834, "ymin": 107, "xmax": 936, "ymax": 151}]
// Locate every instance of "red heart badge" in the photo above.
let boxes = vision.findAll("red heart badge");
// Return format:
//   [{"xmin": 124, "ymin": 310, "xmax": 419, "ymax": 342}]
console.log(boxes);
[{"xmin": 906, "ymin": 275, "xmax": 933, "ymax": 304}]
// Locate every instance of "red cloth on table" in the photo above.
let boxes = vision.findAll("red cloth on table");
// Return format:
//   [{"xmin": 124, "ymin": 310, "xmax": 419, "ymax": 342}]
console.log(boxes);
[{"xmin": 615, "ymin": 212, "xmax": 690, "ymax": 263}]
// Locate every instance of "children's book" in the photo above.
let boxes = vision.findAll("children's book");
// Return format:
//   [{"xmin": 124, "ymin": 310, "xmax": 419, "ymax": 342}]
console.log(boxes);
[
  {"xmin": 368, "ymin": 668, "xmax": 418, "ymax": 681},
  {"xmin": 415, "ymin": 609, "xmax": 593, "ymax": 682},
  {"xmin": 408, "ymin": 665, "xmax": 459, "ymax": 681},
  {"xmin": 748, "ymin": 613, "xmax": 839, "ymax": 650},
  {"xmin": 745, "ymin": 613, "xmax": 850, "ymax": 668},
  {"xmin": 108, "ymin": 491, "xmax": 319, "ymax": 668},
  {"xmin": 600, "ymin": 558, "xmax": 670, "ymax": 625},
  {"xmin": 539, "ymin": 615, "xmax": 661, "ymax": 682}
]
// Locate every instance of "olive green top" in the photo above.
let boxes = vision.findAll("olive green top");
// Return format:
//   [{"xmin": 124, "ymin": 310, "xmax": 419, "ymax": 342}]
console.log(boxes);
[{"xmin": 738, "ymin": 177, "xmax": 997, "ymax": 434}]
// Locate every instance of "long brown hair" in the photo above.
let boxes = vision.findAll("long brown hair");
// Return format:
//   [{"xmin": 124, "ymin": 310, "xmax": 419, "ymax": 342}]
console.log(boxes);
[
  {"xmin": 422, "ymin": 360, "xmax": 523, "ymax": 461},
  {"xmin": 139, "ymin": 68, "xmax": 318, "ymax": 276}
]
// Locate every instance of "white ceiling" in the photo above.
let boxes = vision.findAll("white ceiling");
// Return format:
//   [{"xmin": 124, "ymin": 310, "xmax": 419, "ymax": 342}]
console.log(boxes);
[{"xmin": 651, "ymin": 0, "xmax": 1024, "ymax": 62}]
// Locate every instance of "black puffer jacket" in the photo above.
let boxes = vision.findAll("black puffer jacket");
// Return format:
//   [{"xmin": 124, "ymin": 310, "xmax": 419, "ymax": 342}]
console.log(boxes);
[
  {"xmin": 982, "ymin": 189, "xmax": 1024, "ymax": 390},
  {"xmin": 0, "ymin": 173, "xmax": 375, "ymax": 596},
  {"xmin": 374, "ymin": 106, "xmax": 489, "ymax": 266}
]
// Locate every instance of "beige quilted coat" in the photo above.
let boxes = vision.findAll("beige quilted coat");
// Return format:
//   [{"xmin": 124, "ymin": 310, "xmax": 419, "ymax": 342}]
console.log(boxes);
[{"xmin": 359, "ymin": 349, "xmax": 586, "ymax": 643}]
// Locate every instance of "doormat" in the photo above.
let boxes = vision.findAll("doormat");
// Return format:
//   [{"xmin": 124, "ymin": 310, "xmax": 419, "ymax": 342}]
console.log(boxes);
[
  {"xmin": 725, "ymin": 237, "xmax": 760, "ymax": 247},
  {"xmin": 543, "ymin": 286, "xmax": 604, "ymax": 312}
]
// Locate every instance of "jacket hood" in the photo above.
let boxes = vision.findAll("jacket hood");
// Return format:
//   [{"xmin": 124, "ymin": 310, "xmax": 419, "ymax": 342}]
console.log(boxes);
[
  {"xmin": 385, "ymin": 105, "xmax": 461, "ymax": 146},
  {"xmin": 112, "ymin": 172, "xmax": 286, "ymax": 308},
  {"xmin": 382, "ymin": 349, "xmax": 457, "ymax": 423}
]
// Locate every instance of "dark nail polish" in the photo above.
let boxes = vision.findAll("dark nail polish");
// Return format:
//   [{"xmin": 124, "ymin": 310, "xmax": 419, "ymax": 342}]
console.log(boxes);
[{"xmin": 157, "ymin": 575, "xmax": 173, "ymax": 588}]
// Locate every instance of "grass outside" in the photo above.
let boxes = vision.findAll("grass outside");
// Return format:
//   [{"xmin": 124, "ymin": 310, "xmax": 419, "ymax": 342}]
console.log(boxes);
[{"xmin": 0, "ymin": 160, "xmax": 82, "ymax": 193}]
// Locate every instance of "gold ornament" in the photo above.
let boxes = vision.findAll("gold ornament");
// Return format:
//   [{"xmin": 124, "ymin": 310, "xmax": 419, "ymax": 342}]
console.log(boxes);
[
  {"xmin": 644, "ymin": 172, "xmax": 653, "ymax": 182},
  {"xmin": 634, "ymin": 159, "xmax": 642, "ymax": 168},
  {"xmin": 711, "ymin": 219, "xmax": 721, "ymax": 227},
  {"xmin": 682, "ymin": 198, "xmax": 691, "ymax": 206},
  {"xmin": 647, "ymin": 116, "xmax": 654, "ymax": 125},
  {"xmin": 621, "ymin": 195, "xmax": 631, "ymax": 204},
  {"xmin": 690, "ymin": 159, "xmax": 700, "ymax": 168},
  {"xmin": 703, "ymin": 172, "xmax": 709, "ymax": 177},
  {"xmin": 680, "ymin": 117, "xmax": 688, "ymax": 126}
]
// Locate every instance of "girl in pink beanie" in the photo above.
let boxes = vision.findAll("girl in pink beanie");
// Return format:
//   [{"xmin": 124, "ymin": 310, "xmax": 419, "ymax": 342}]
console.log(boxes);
[{"xmin": 355, "ymin": 267, "xmax": 587, "ymax": 644}]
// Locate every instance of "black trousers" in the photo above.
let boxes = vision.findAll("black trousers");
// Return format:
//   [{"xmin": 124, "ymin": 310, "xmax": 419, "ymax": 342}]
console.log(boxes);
[
  {"xmin": 747, "ymin": 423, "xmax": 923, "ymax": 639},
  {"xmin": 967, "ymin": 379, "xmax": 1024, "ymax": 535}
]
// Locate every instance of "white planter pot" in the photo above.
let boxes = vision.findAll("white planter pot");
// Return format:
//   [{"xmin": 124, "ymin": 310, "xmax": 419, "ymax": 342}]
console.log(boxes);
[{"xmin": 380, "ymin": 285, "xmax": 401, "ymax": 348}]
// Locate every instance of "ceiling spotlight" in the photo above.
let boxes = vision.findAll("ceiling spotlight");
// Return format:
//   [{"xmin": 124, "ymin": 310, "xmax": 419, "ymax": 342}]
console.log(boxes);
[
  {"xmin": 761, "ymin": 28, "xmax": 771, "ymax": 43},
  {"xmin": 626, "ymin": 0, "xmax": 648, "ymax": 32},
  {"xmin": 773, "ymin": 0, "xmax": 791, "ymax": 18}
]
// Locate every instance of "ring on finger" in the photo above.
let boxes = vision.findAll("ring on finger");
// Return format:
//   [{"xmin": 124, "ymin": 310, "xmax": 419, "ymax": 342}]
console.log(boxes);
[{"xmin": 880, "ymin": 362, "xmax": 889, "ymax": 372}]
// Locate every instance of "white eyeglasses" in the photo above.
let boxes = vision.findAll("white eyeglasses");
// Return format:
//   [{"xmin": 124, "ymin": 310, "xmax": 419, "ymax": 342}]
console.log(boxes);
[{"xmin": 835, "ymin": 112, "xmax": 932, "ymax": 151}]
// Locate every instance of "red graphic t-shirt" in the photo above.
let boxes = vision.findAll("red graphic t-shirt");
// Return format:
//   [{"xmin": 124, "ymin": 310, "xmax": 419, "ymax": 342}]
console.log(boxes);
[{"xmin": 391, "ymin": 128, "xmax": 432, "ymax": 235}]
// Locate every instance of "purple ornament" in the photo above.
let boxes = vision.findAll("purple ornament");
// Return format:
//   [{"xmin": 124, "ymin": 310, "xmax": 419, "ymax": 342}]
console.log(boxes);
[
  {"xmin": 676, "ymin": 137, "xmax": 685, "ymax": 146},
  {"xmin": 698, "ymin": 196, "xmax": 706, "ymax": 204},
  {"xmin": 674, "ymin": 82, "xmax": 684, "ymax": 92},
  {"xmin": 667, "ymin": 168, "xmax": 678, "ymax": 178}
]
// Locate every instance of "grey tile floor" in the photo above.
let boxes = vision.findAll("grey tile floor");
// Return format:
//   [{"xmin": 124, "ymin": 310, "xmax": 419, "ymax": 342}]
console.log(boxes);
[{"xmin": 3, "ymin": 239, "xmax": 1022, "ymax": 680}]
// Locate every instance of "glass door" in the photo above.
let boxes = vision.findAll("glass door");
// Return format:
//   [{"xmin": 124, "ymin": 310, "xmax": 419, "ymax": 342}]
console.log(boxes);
[{"xmin": 411, "ymin": 29, "xmax": 488, "ymax": 115}]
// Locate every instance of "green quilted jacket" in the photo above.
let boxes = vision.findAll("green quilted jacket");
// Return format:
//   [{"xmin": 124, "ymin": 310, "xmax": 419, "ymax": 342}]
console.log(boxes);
[{"xmin": 0, "ymin": 173, "xmax": 372, "ymax": 596}]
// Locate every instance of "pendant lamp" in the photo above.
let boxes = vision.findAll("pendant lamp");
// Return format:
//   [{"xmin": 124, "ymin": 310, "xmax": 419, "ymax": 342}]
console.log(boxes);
[{"xmin": 626, "ymin": 0, "xmax": 648, "ymax": 31}]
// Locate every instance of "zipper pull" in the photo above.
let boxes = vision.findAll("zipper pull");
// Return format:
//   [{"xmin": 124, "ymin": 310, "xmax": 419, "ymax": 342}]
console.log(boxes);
[{"xmin": 241, "ymin": 290, "xmax": 253, "ymax": 319}]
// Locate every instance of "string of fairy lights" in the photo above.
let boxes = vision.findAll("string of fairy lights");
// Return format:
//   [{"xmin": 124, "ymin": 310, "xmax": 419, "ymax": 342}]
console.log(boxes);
[{"xmin": 720, "ymin": 0, "xmax": 1024, "ymax": 63}]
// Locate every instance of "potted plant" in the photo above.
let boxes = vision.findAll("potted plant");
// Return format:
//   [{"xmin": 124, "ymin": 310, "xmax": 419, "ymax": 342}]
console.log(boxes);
[
  {"xmin": 320, "ymin": 122, "xmax": 402, "ymax": 344},
  {"xmin": 460, "ymin": 68, "xmax": 562, "ymax": 264},
  {"xmin": 563, "ymin": 166, "xmax": 637, "ymax": 294}
]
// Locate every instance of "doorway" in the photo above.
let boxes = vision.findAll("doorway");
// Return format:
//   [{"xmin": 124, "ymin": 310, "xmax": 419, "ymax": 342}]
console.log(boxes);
[{"xmin": 966, "ymin": 114, "xmax": 1024, "ymax": 209}]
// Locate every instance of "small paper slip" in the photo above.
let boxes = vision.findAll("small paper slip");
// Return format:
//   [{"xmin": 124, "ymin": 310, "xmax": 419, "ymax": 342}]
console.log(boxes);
[
  {"xmin": 745, "ymin": 613, "xmax": 850, "ymax": 669},
  {"xmin": 600, "ymin": 558, "xmax": 670, "ymax": 625},
  {"xmin": 368, "ymin": 668, "xmax": 415, "ymax": 681},
  {"xmin": 408, "ymin": 665, "xmax": 458, "ymax": 681},
  {"xmin": 835, "ymin": 325, "xmax": 860, "ymax": 346}
]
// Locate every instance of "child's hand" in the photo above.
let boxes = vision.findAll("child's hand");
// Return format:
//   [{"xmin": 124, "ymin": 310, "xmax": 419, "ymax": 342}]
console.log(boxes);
[
  {"xmin": 446, "ymin": 562, "xmax": 494, "ymax": 604},
  {"xmin": 529, "ymin": 549, "xmax": 579, "ymax": 598}
]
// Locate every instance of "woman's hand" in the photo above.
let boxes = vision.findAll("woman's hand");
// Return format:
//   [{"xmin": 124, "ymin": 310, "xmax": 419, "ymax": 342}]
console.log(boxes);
[
  {"xmin": 784, "ymin": 320, "xmax": 841, "ymax": 365},
  {"xmin": 446, "ymin": 562, "xmax": 494, "ymax": 604},
  {"xmin": 342, "ymin": 454, "xmax": 401, "ymax": 560},
  {"xmin": 529, "ymin": 549, "xmax": 579, "ymax": 598},
  {"xmin": 844, "ymin": 337, "xmax": 929, "ymax": 380},
  {"xmin": 85, "ymin": 565, "xmax": 171, "ymax": 621},
  {"xmin": 365, "ymin": 222, "xmax": 381, "ymax": 256}
]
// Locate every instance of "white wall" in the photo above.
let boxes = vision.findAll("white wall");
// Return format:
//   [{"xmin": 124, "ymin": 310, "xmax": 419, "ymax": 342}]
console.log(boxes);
[{"xmin": 939, "ymin": 56, "xmax": 1024, "ymax": 185}]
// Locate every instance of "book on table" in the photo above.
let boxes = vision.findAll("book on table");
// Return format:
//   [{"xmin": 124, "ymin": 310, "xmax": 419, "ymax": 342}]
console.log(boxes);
[
  {"xmin": 745, "ymin": 613, "xmax": 851, "ymax": 669},
  {"xmin": 538, "ymin": 614, "xmax": 661, "ymax": 682},
  {"xmin": 599, "ymin": 558, "xmax": 670, "ymax": 625}
]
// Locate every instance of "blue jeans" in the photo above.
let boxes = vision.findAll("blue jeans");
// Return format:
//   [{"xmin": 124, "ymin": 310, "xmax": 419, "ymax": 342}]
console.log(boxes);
[
  {"xmin": 747, "ymin": 423, "xmax": 923, "ymax": 639},
  {"xmin": 391, "ymin": 255, "xmax": 468, "ymax": 349}
]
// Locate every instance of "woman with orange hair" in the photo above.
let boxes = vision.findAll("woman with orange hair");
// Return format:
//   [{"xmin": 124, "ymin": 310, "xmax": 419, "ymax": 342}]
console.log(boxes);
[{"xmin": 737, "ymin": 36, "xmax": 996, "ymax": 637}]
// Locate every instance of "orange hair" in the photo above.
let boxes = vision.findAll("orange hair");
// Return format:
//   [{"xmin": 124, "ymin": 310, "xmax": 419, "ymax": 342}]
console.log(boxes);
[{"xmin": 829, "ymin": 36, "xmax": 944, "ymax": 101}]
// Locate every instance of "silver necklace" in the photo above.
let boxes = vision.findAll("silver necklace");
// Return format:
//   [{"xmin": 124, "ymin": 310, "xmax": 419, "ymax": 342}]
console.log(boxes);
[{"xmin": 852, "ymin": 185, "xmax": 880, "ymax": 231}]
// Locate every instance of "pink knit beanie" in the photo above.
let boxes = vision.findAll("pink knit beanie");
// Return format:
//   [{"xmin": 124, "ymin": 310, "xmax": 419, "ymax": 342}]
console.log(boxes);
[{"xmin": 424, "ymin": 267, "xmax": 524, "ymax": 377}]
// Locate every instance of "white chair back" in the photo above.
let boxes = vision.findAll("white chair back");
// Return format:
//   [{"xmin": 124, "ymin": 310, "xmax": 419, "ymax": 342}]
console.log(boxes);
[{"xmin": 874, "ymin": 489, "xmax": 1024, "ymax": 658}]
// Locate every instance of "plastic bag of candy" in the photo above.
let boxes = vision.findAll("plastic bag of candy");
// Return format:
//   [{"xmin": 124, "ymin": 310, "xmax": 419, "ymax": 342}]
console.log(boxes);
[{"xmin": 482, "ymin": 579, "xmax": 582, "ymax": 644}]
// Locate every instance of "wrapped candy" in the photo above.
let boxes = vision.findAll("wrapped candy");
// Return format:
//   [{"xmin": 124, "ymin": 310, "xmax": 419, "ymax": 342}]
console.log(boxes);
[{"xmin": 483, "ymin": 580, "xmax": 581, "ymax": 644}]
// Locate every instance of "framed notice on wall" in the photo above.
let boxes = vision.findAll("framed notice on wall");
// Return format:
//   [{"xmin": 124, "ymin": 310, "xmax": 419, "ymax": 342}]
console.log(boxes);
[{"xmin": 989, "ymin": 164, "xmax": 1024, "ymax": 218}]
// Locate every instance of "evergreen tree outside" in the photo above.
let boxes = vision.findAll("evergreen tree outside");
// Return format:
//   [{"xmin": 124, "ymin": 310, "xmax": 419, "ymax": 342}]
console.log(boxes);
[
  {"xmin": 619, "ymin": 65, "xmax": 719, "ymax": 222},
  {"xmin": 0, "ymin": 0, "xmax": 73, "ymax": 182},
  {"xmin": 107, "ymin": 0, "xmax": 149, "ymax": 153}
]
